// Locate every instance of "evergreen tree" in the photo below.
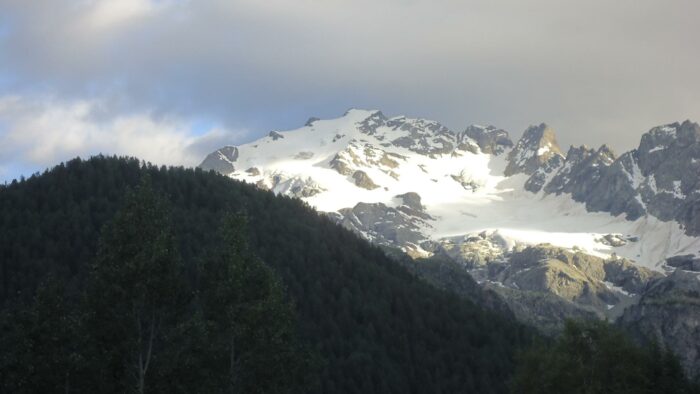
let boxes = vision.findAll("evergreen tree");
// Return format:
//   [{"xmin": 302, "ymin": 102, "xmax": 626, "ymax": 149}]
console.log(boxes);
[
  {"xmin": 198, "ymin": 214, "xmax": 313, "ymax": 393},
  {"xmin": 83, "ymin": 177, "xmax": 188, "ymax": 393}
]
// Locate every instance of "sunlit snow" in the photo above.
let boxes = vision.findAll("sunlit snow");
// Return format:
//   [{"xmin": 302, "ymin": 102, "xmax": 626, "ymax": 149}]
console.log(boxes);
[{"xmin": 224, "ymin": 109, "xmax": 700, "ymax": 271}]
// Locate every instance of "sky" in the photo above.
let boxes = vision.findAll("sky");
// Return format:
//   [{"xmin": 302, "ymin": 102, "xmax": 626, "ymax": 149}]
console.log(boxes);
[{"xmin": 1, "ymin": 0, "xmax": 699, "ymax": 182}]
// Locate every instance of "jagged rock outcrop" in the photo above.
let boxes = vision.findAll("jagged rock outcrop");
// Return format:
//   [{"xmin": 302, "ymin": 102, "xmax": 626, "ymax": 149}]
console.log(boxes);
[
  {"xmin": 330, "ymin": 143, "xmax": 405, "ymax": 180},
  {"xmin": 268, "ymin": 131, "xmax": 284, "ymax": 140},
  {"xmin": 487, "ymin": 245, "xmax": 621, "ymax": 311},
  {"xmin": 353, "ymin": 110, "xmax": 481, "ymax": 157},
  {"xmin": 618, "ymin": 269, "xmax": 700, "ymax": 379},
  {"xmin": 603, "ymin": 258, "xmax": 661, "ymax": 294},
  {"xmin": 472, "ymin": 244, "xmax": 661, "ymax": 332},
  {"xmin": 505, "ymin": 123, "xmax": 564, "ymax": 177},
  {"xmin": 305, "ymin": 117, "xmax": 320, "ymax": 127},
  {"xmin": 595, "ymin": 233, "xmax": 630, "ymax": 247},
  {"xmin": 454, "ymin": 132, "xmax": 481, "ymax": 155},
  {"xmin": 462, "ymin": 125, "xmax": 514, "ymax": 155},
  {"xmin": 356, "ymin": 110, "xmax": 387, "ymax": 135},
  {"xmin": 329, "ymin": 155, "xmax": 354, "ymax": 176},
  {"xmin": 450, "ymin": 170, "xmax": 484, "ymax": 191},
  {"xmin": 334, "ymin": 201, "xmax": 433, "ymax": 257},
  {"xmin": 396, "ymin": 192, "xmax": 423, "ymax": 211},
  {"xmin": 523, "ymin": 154, "xmax": 566, "ymax": 193},
  {"xmin": 534, "ymin": 120, "xmax": 700, "ymax": 233},
  {"xmin": 394, "ymin": 192, "xmax": 433, "ymax": 220},
  {"xmin": 260, "ymin": 174, "xmax": 325, "ymax": 198},
  {"xmin": 437, "ymin": 231, "xmax": 510, "ymax": 268},
  {"xmin": 352, "ymin": 170, "xmax": 379, "ymax": 190},
  {"xmin": 639, "ymin": 121, "xmax": 700, "ymax": 233},
  {"xmin": 387, "ymin": 116, "xmax": 459, "ymax": 156},
  {"xmin": 199, "ymin": 146, "xmax": 239, "ymax": 174},
  {"xmin": 544, "ymin": 145, "xmax": 616, "ymax": 197},
  {"xmin": 666, "ymin": 255, "xmax": 700, "ymax": 272},
  {"xmin": 580, "ymin": 151, "xmax": 647, "ymax": 220},
  {"xmin": 433, "ymin": 239, "xmax": 662, "ymax": 332}
]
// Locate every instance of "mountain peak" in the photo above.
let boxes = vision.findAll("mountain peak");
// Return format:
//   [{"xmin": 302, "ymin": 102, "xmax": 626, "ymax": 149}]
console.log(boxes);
[
  {"xmin": 564, "ymin": 145, "xmax": 594, "ymax": 162},
  {"xmin": 523, "ymin": 123, "xmax": 561, "ymax": 149},
  {"xmin": 304, "ymin": 117, "xmax": 320, "ymax": 127},
  {"xmin": 197, "ymin": 111, "xmax": 700, "ymax": 268},
  {"xmin": 595, "ymin": 144, "xmax": 616, "ymax": 163},
  {"xmin": 505, "ymin": 123, "xmax": 564, "ymax": 176},
  {"xmin": 342, "ymin": 108, "xmax": 383, "ymax": 119},
  {"xmin": 199, "ymin": 145, "xmax": 238, "ymax": 174},
  {"xmin": 638, "ymin": 120, "xmax": 700, "ymax": 161}
]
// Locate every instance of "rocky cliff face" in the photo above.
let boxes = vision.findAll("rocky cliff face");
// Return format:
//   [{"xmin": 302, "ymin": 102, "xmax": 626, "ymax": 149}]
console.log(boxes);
[
  {"xmin": 542, "ymin": 145, "xmax": 616, "ymax": 196},
  {"xmin": 354, "ymin": 110, "xmax": 481, "ymax": 157},
  {"xmin": 618, "ymin": 269, "xmax": 700, "ymax": 379},
  {"xmin": 527, "ymin": 120, "xmax": 700, "ymax": 236},
  {"xmin": 454, "ymin": 243, "xmax": 661, "ymax": 332},
  {"xmin": 332, "ymin": 192, "xmax": 434, "ymax": 258},
  {"xmin": 462, "ymin": 125, "xmax": 513, "ymax": 155},
  {"xmin": 199, "ymin": 146, "xmax": 238, "ymax": 174}
]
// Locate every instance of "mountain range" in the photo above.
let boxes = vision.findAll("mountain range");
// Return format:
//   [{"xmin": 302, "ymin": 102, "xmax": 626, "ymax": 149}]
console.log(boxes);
[{"xmin": 201, "ymin": 109, "xmax": 700, "ymax": 377}]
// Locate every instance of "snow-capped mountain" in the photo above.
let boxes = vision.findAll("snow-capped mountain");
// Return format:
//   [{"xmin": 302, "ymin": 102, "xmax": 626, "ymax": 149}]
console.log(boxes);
[
  {"xmin": 200, "ymin": 109, "xmax": 700, "ymax": 269},
  {"xmin": 200, "ymin": 109, "xmax": 700, "ymax": 375}
]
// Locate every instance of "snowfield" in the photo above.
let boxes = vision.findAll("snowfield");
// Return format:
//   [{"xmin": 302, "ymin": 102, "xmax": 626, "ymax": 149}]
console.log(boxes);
[{"xmin": 213, "ymin": 109, "xmax": 700, "ymax": 271}]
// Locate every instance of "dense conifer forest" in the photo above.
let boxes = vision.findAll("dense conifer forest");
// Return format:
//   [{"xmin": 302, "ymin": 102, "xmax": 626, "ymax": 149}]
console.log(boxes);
[
  {"xmin": 0, "ymin": 156, "xmax": 696, "ymax": 393},
  {"xmin": 0, "ymin": 157, "xmax": 532, "ymax": 393}
]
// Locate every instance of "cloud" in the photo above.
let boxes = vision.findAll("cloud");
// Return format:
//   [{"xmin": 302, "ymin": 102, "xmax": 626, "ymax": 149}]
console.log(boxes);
[
  {"xmin": 0, "ymin": 0, "xmax": 699, "ymax": 163},
  {"xmin": 0, "ymin": 95, "xmax": 247, "ymax": 173}
]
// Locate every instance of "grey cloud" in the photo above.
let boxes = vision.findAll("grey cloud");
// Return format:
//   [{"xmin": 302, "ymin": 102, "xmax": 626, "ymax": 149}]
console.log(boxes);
[{"xmin": 1, "ymin": 0, "xmax": 699, "ymax": 156}]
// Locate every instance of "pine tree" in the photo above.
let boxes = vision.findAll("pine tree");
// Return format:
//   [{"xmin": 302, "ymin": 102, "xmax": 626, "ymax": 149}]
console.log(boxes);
[
  {"xmin": 198, "ymin": 214, "xmax": 313, "ymax": 393},
  {"xmin": 84, "ymin": 176, "xmax": 188, "ymax": 393}
]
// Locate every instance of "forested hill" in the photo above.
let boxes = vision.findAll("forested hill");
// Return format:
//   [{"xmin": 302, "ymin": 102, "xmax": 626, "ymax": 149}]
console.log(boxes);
[{"xmin": 0, "ymin": 156, "xmax": 532, "ymax": 393}]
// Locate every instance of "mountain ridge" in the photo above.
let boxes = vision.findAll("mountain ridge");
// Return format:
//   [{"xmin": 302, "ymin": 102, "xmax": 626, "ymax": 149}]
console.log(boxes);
[
  {"xmin": 199, "ymin": 108, "xmax": 700, "ymax": 268},
  {"xmin": 199, "ymin": 109, "xmax": 700, "ymax": 376}
]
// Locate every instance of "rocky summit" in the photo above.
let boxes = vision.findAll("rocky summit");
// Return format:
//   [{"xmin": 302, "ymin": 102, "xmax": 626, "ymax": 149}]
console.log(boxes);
[{"xmin": 200, "ymin": 109, "xmax": 700, "ymax": 377}]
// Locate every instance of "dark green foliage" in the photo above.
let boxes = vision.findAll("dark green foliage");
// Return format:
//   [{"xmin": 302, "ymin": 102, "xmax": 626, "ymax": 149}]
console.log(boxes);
[
  {"xmin": 84, "ymin": 178, "xmax": 189, "ymax": 393},
  {"xmin": 195, "ymin": 214, "xmax": 314, "ymax": 393},
  {"xmin": 0, "ymin": 156, "xmax": 532, "ymax": 393},
  {"xmin": 1, "ymin": 170, "xmax": 311, "ymax": 393},
  {"xmin": 0, "ymin": 276, "xmax": 83, "ymax": 393},
  {"xmin": 511, "ymin": 320, "xmax": 699, "ymax": 394}
]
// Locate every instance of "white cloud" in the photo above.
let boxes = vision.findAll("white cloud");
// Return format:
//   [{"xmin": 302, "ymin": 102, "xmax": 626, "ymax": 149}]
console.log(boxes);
[{"xmin": 0, "ymin": 95, "xmax": 247, "ymax": 170}]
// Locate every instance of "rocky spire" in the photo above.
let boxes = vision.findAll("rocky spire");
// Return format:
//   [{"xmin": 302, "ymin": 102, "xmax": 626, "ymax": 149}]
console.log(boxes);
[{"xmin": 505, "ymin": 123, "xmax": 564, "ymax": 176}]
